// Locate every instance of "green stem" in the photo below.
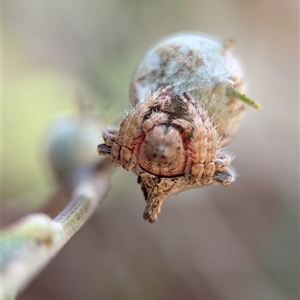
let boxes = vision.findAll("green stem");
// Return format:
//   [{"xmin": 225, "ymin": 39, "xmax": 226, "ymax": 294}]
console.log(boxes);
[{"xmin": 227, "ymin": 87, "xmax": 262, "ymax": 110}]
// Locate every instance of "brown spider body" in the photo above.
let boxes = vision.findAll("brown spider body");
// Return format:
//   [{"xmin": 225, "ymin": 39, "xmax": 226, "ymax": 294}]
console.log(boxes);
[
  {"xmin": 98, "ymin": 33, "xmax": 260, "ymax": 222},
  {"xmin": 98, "ymin": 87, "xmax": 235, "ymax": 222}
]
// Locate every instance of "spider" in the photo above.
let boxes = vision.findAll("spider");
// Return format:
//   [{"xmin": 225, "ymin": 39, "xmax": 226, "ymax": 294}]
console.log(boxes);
[{"xmin": 98, "ymin": 86, "xmax": 235, "ymax": 222}]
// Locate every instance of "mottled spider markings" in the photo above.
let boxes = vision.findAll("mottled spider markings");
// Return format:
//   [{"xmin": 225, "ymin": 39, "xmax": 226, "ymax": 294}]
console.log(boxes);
[
  {"xmin": 98, "ymin": 33, "xmax": 261, "ymax": 222},
  {"xmin": 98, "ymin": 87, "xmax": 236, "ymax": 222}
]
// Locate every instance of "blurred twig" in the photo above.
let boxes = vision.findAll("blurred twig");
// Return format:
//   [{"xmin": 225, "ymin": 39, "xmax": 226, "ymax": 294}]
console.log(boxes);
[{"xmin": 1, "ymin": 159, "xmax": 113, "ymax": 300}]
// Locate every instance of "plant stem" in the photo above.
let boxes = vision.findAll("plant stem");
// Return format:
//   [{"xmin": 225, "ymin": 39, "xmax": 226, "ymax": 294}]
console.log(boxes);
[{"xmin": 1, "ymin": 159, "xmax": 113, "ymax": 300}]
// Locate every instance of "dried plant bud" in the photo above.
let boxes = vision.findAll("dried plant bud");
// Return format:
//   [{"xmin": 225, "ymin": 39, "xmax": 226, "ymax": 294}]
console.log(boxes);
[
  {"xmin": 98, "ymin": 33, "xmax": 260, "ymax": 222},
  {"xmin": 130, "ymin": 33, "xmax": 261, "ymax": 144}
]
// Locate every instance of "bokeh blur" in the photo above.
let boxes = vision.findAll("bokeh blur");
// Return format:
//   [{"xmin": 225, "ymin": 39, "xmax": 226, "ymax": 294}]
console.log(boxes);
[{"xmin": 2, "ymin": 0, "xmax": 299, "ymax": 299}]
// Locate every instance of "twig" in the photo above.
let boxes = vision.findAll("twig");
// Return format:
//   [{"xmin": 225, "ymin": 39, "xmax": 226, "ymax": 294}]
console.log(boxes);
[{"xmin": 1, "ymin": 159, "xmax": 113, "ymax": 300}]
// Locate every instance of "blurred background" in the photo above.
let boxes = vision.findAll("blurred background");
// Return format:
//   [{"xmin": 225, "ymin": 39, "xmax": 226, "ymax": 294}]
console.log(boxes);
[{"xmin": 2, "ymin": 0, "xmax": 299, "ymax": 299}]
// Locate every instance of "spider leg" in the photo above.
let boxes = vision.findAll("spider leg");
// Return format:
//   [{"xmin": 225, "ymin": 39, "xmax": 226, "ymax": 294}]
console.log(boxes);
[
  {"xmin": 179, "ymin": 92, "xmax": 218, "ymax": 185},
  {"xmin": 180, "ymin": 93, "xmax": 207, "ymax": 184},
  {"xmin": 97, "ymin": 128, "xmax": 118, "ymax": 158},
  {"xmin": 102, "ymin": 128, "xmax": 118, "ymax": 146},
  {"xmin": 97, "ymin": 144, "xmax": 112, "ymax": 157},
  {"xmin": 143, "ymin": 112, "xmax": 169, "ymax": 133},
  {"xmin": 200, "ymin": 118, "xmax": 217, "ymax": 185},
  {"xmin": 113, "ymin": 87, "xmax": 173, "ymax": 171},
  {"xmin": 169, "ymin": 117, "xmax": 195, "ymax": 177},
  {"xmin": 215, "ymin": 151, "xmax": 232, "ymax": 172},
  {"xmin": 213, "ymin": 166, "xmax": 235, "ymax": 185},
  {"xmin": 111, "ymin": 102, "xmax": 153, "ymax": 170}
]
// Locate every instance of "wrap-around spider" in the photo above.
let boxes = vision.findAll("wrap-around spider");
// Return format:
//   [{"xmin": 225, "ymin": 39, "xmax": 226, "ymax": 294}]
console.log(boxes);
[{"xmin": 98, "ymin": 86, "xmax": 234, "ymax": 222}]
